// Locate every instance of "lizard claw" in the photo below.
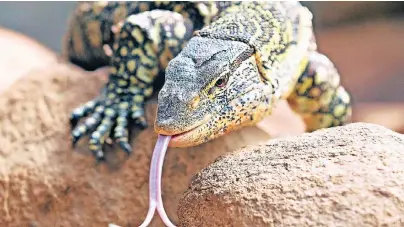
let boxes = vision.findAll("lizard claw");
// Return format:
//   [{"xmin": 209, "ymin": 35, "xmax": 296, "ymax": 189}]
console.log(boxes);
[
  {"xmin": 136, "ymin": 116, "xmax": 148, "ymax": 130},
  {"xmin": 118, "ymin": 140, "xmax": 132, "ymax": 155},
  {"xmin": 94, "ymin": 150, "xmax": 106, "ymax": 162},
  {"xmin": 70, "ymin": 87, "xmax": 149, "ymax": 161}
]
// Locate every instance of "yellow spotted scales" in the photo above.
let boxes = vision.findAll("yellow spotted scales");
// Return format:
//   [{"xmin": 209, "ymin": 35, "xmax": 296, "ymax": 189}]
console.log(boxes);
[{"xmin": 64, "ymin": 1, "xmax": 352, "ymax": 160}]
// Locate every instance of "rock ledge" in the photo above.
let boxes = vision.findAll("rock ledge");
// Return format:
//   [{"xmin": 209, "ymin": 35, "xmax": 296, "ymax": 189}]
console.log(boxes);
[{"xmin": 178, "ymin": 123, "xmax": 404, "ymax": 227}]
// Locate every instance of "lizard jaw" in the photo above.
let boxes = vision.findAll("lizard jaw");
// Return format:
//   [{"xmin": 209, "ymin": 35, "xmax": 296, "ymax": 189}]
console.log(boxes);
[
  {"xmin": 168, "ymin": 124, "xmax": 205, "ymax": 147},
  {"xmin": 154, "ymin": 115, "xmax": 212, "ymax": 147},
  {"xmin": 160, "ymin": 89, "xmax": 269, "ymax": 147}
]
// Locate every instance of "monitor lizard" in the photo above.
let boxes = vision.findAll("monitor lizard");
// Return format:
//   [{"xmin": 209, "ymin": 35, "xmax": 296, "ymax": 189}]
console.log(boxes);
[{"xmin": 63, "ymin": 1, "xmax": 352, "ymax": 161}]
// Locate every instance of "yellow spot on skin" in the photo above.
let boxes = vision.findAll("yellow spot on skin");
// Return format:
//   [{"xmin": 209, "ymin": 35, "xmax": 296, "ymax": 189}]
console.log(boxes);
[
  {"xmin": 120, "ymin": 31, "xmax": 128, "ymax": 39},
  {"xmin": 108, "ymin": 83, "xmax": 115, "ymax": 90},
  {"xmin": 110, "ymin": 67, "xmax": 117, "ymax": 74},
  {"xmin": 78, "ymin": 126, "xmax": 86, "ymax": 133},
  {"xmin": 173, "ymin": 5, "xmax": 184, "ymax": 13},
  {"xmin": 137, "ymin": 66, "xmax": 153, "ymax": 83},
  {"xmin": 131, "ymin": 28, "xmax": 144, "ymax": 43},
  {"xmin": 118, "ymin": 63, "xmax": 125, "ymax": 75},
  {"xmin": 113, "ymin": 43, "xmax": 119, "ymax": 50},
  {"xmin": 118, "ymin": 79, "xmax": 128, "ymax": 86},
  {"xmin": 119, "ymin": 102, "xmax": 129, "ymax": 109},
  {"xmin": 174, "ymin": 23, "xmax": 186, "ymax": 39},
  {"xmin": 107, "ymin": 93, "xmax": 116, "ymax": 99},
  {"xmin": 92, "ymin": 131, "xmax": 101, "ymax": 138},
  {"xmin": 133, "ymin": 95, "xmax": 143, "ymax": 103},
  {"xmin": 320, "ymin": 114, "xmax": 334, "ymax": 128},
  {"xmin": 299, "ymin": 97, "xmax": 321, "ymax": 113},
  {"xmin": 131, "ymin": 48, "xmax": 142, "ymax": 56},
  {"xmin": 120, "ymin": 46, "xmax": 128, "ymax": 56},
  {"xmin": 333, "ymin": 105, "xmax": 345, "ymax": 118},
  {"xmin": 127, "ymin": 60, "xmax": 136, "ymax": 72},
  {"xmin": 144, "ymin": 43, "xmax": 155, "ymax": 58},
  {"xmin": 140, "ymin": 55, "xmax": 155, "ymax": 67},
  {"xmin": 298, "ymin": 77, "xmax": 313, "ymax": 95},
  {"xmin": 320, "ymin": 90, "xmax": 334, "ymax": 106},
  {"xmin": 191, "ymin": 96, "xmax": 200, "ymax": 109},
  {"xmin": 309, "ymin": 87, "xmax": 321, "ymax": 98},
  {"xmin": 130, "ymin": 76, "xmax": 138, "ymax": 85},
  {"xmin": 105, "ymin": 109, "xmax": 115, "ymax": 116},
  {"xmin": 150, "ymin": 23, "xmax": 161, "ymax": 45},
  {"xmin": 115, "ymin": 126, "xmax": 125, "ymax": 135},
  {"xmin": 129, "ymin": 87, "xmax": 141, "ymax": 94},
  {"xmin": 143, "ymin": 87, "xmax": 153, "ymax": 97},
  {"xmin": 117, "ymin": 117, "xmax": 126, "ymax": 123},
  {"xmin": 333, "ymin": 119, "xmax": 340, "ymax": 126},
  {"xmin": 89, "ymin": 145, "xmax": 98, "ymax": 150}
]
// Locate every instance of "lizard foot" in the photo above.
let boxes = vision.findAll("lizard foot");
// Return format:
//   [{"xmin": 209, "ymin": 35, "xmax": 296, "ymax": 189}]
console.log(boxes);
[{"xmin": 70, "ymin": 90, "xmax": 148, "ymax": 161}]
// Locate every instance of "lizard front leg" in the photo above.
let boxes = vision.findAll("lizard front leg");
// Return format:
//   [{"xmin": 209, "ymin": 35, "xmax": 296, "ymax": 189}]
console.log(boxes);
[
  {"xmin": 70, "ymin": 10, "xmax": 194, "ymax": 160},
  {"xmin": 287, "ymin": 52, "xmax": 352, "ymax": 132}
]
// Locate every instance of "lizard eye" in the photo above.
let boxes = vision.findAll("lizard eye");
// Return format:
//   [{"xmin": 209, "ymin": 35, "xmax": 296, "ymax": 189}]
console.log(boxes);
[
  {"xmin": 215, "ymin": 74, "xmax": 229, "ymax": 88},
  {"xmin": 215, "ymin": 78, "xmax": 226, "ymax": 88},
  {"xmin": 208, "ymin": 73, "xmax": 230, "ymax": 96}
]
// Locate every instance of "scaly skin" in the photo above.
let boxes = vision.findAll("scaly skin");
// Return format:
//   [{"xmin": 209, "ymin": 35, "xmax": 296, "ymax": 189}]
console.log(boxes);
[
  {"xmin": 64, "ymin": 1, "xmax": 236, "ymax": 160},
  {"xmin": 63, "ymin": 1, "xmax": 352, "ymax": 160}
]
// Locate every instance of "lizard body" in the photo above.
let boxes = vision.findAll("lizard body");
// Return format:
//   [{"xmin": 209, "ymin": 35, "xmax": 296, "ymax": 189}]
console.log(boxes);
[{"xmin": 63, "ymin": 1, "xmax": 352, "ymax": 159}]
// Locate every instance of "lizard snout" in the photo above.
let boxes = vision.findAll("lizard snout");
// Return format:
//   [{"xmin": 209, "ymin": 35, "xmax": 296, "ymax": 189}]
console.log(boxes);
[
  {"xmin": 154, "ymin": 118, "xmax": 178, "ymax": 135},
  {"xmin": 154, "ymin": 91, "xmax": 207, "ymax": 136}
]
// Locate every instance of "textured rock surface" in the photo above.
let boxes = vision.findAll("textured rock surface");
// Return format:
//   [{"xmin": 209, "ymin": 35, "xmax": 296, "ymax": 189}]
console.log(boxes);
[
  {"xmin": 0, "ymin": 58, "xmax": 306, "ymax": 227},
  {"xmin": 178, "ymin": 123, "xmax": 404, "ymax": 227},
  {"xmin": 0, "ymin": 28, "xmax": 57, "ymax": 93}
]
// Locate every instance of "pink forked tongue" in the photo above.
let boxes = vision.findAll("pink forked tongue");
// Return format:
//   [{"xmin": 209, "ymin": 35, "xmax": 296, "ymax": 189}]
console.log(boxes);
[{"xmin": 139, "ymin": 135, "xmax": 176, "ymax": 227}]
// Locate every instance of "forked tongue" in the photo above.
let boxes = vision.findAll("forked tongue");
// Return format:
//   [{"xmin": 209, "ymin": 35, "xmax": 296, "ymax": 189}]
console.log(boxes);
[{"xmin": 138, "ymin": 135, "xmax": 176, "ymax": 227}]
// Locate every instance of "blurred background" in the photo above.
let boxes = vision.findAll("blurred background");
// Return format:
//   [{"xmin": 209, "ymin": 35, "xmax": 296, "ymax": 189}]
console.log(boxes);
[{"xmin": 0, "ymin": 1, "xmax": 403, "ymax": 133}]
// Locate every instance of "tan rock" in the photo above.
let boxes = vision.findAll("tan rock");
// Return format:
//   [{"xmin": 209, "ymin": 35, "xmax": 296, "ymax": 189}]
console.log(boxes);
[
  {"xmin": 0, "ymin": 57, "xmax": 307, "ymax": 227},
  {"xmin": 178, "ymin": 123, "xmax": 404, "ymax": 227},
  {"xmin": 0, "ymin": 28, "xmax": 58, "ymax": 94}
]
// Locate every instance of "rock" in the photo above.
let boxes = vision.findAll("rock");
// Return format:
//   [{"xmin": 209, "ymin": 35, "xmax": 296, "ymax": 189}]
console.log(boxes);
[
  {"xmin": 0, "ymin": 55, "xmax": 306, "ymax": 226},
  {"xmin": 0, "ymin": 28, "xmax": 57, "ymax": 93},
  {"xmin": 178, "ymin": 123, "xmax": 404, "ymax": 227}
]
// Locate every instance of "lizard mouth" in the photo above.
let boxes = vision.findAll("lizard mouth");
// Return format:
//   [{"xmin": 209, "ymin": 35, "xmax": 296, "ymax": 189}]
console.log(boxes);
[
  {"xmin": 155, "ymin": 114, "xmax": 212, "ymax": 147},
  {"xmin": 168, "ymin": 120, "xmax": 209, "ymax": 147}
]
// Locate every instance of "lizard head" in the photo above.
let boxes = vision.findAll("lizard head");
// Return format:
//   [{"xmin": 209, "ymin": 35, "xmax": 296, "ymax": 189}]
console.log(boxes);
[{"xmin": 154, "ymin": 37, "xmax": 274, "ymax": 147}]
